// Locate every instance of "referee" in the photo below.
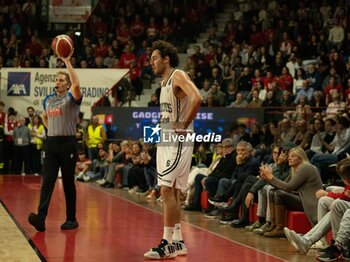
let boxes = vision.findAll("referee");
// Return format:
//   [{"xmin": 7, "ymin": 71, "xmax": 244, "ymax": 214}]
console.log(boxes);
[{"xmin": 28, "ymin": 50, "xmax": 82, "ymax": 231}]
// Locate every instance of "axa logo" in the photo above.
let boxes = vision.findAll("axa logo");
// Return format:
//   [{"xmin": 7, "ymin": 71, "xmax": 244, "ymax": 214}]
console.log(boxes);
[{"xmin": 7, "ymin": 72, "xmax": 30, "ymax": 96}]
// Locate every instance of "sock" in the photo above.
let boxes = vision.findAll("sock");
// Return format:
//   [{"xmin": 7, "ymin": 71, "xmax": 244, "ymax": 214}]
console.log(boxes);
[
  {"xmin": 173, "ymin": 223, "xmax": 183, "ymax": 242},
  {"xmin": 162, "ymin": 227, "xmax": 174, "ymax": 243}
]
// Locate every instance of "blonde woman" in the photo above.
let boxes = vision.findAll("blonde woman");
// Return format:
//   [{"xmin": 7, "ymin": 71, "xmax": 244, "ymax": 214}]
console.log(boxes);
[{"xmin": 259, "ymin": 147, "xmax": 323, "ymax": 237}]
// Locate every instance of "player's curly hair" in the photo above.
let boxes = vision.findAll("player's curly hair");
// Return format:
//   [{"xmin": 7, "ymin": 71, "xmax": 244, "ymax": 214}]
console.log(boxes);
[{"xmin": 151, "ymin": 40, "xmax": 179, "ymax": 67}]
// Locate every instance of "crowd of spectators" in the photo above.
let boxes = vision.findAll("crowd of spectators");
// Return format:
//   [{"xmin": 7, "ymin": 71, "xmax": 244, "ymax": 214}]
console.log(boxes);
[
  {"xmin": 179, "ymin": 0, "xmax": 350, "ymax": 124},
  {"xmin": 0, "ymin": 104, "xmax": 45, "ymax": 175},
  {"xmin": 1, "ymin": 97, "xmax": 350, "ymax": 261},
  {"xmin": 1, "ymin": 1, "xmax": 350, "ymax": 260},
  {"xmin": 2, "ymin": 0, "xmax": 350, "ymax": 115},
  {"xmin": 0, "ymin": 0, "xmax": 217, "ymax": 103}
]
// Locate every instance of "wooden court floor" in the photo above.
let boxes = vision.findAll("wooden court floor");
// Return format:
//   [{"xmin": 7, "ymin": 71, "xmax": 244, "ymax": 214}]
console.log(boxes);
[{"xmin": 0, "ymin": 175, "xmax": 320, "ymax": 261}]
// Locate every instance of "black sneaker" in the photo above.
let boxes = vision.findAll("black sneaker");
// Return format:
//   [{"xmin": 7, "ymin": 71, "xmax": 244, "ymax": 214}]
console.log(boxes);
[
  {"xmin": 317, "ymin": 244, "xmax": 342, "ymax": 262},
  {"xmin": 183, "ymin": 204, "xmax": 201, "ymax": 212},
  {"xmin": 343, "ymin": 250, "xmax": 350, "ymax": 262},
  {"xmin": 101, "ymin": 182, "xmax": 114, "ymax": 188},
  {"xmin": 144, "ymin": 239, "xmax": 177, "ymax": 259},
  {"xmin": 28, "ymin": 212, "xmax": 46, "ymax": 232},
  {"xmin": 208, "ymin": 196, "xmax": 226, "ymax": 203},
  {"xmin": 204, "ymin": 209, "xmax": 221, "ymax": 218},
  {"xmin": 217, "ymin": 203, "xmax": 234, "ymax": 212},
  {"xmin": 60, "ymin": 220, "xmax": 79, "ymax": 230},
  {"xmin": 344, "ymin": 240, "xmax": 350, "ymax": 261},
  {"xmin": 173, "ymin": 240, "xmax": 187, "ymax": 256},
  {"xmin": 245, "ymin": 221, "xmax": 263, "ymax": 231},
  {"xmin": 318, "ymin": 241, "xmax": 336, "ymax": 256},
  {"xmin": 219, "ymin": 214, "xmax": 237, "ymax": 225},
  {"xmin": 231, "ymin": 219, "xmax": 250, "ymax": 228}
]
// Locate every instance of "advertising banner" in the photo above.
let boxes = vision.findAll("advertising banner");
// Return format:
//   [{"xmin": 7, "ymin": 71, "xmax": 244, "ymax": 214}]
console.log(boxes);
[
  {"xmin": 0, "ymin": 68, "xmax": 129, "ymax": 118},
  {"xmin": 49, "ymin": 0, "xmax": 92, "ymax": 23},
  {"xmin": 92, "ymin": 107, "xmax": 265, "ymax": 140}
]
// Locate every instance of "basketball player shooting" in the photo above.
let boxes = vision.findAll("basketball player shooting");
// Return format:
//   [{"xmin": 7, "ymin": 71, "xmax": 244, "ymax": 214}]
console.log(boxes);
[{"xmin": 144, "ymin": 40, "xmax": 202, "ymax": 259}]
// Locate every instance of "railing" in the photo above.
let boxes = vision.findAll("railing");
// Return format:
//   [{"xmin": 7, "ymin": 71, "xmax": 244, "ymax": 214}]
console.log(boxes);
[{"xmin": 93, "ymin": 71, "xmax": 130, "ymax": 107}]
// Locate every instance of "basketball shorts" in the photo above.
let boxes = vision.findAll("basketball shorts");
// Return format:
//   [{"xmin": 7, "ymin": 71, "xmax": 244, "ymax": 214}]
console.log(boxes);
[{"xmin": 157, "ymin": 141, "xmax": 193, "ymax": 190}]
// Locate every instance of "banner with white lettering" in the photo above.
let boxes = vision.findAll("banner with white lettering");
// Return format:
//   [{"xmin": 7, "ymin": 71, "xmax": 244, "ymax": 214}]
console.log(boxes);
[
  {"xmin": 0, "ymin": 68, "xmax": 129, "ymax": 118},
  {"xmin": 92, "ymin": 107, "xmax": 265, "ymax": 140},
  {"xmin": 49, "ymin": 0, "xmax": 92, "ymax": 23}
]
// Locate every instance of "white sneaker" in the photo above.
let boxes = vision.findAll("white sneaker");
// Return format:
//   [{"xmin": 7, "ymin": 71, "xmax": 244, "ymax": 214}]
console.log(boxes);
[
  {"xmin": 83, "ymin": 175, "xmax": 90, "ymax": 182},
  {"xmin": 34, "ymin": 173, "xmax": 40, "ymax": 176},
  {"xmin": 289, "ymin": 230, "xmax": 311, "ymax": 254},
  {"xmin": 310, "ymin": 240, "xmax": 328, "ymax": 249},
  {"xmin": 96, "ymin": 178, "xmax": 106, "ymax": 185},
  {"xmin": 136, "ymin": 189, "xmax": 150, "ymax": 196},
  {"xmin": 144, "ymin": 239, "xmax": 177, "ymax": 260},
  {"xmin": 128, "ymin": 186, "xmax": 139, "ymax": 193},
  {"xmin": 208, "ymin": 199, "xmax": 228, "ymax": 207},
  {"xmin": 283, "ymin": 227, "xmax": 299, "ymax": 251},
  {"xmin": 76, "ymin": 172, "xmax": 84, "ymax": 180},
  {"xmin": 173, "ymin": 240, "xmax": 187, "ymax": 256},
  {"xmin": 21, "ymin": 173, "xmax": 26, "ymax": 176}
]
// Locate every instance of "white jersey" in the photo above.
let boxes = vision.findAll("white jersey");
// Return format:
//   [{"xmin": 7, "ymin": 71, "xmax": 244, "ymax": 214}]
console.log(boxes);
[{"xmin": 157, "ymin": 69, "xmax": 194, "ymax": 189}]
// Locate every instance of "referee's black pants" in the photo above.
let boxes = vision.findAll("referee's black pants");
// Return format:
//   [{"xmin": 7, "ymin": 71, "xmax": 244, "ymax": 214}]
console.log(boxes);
[{"xmin": 38, "ymin": 136, "xmax": 78, "ymax": 221}]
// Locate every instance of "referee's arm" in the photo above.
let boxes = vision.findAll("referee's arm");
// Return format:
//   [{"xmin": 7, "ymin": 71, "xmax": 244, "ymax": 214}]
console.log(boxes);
[
  {"xmin": 61, "ymin": 51, "xmax": 81, "ymax": 100},
  {"xmin": 42, "ymin": 111, "xmax": 48, "ymax": 129}
]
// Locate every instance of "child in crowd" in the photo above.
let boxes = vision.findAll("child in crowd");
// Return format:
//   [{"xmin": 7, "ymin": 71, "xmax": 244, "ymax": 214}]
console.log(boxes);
[{"xmin": 75, "ymin": 151, "xmax": 92, "ymax": 181}]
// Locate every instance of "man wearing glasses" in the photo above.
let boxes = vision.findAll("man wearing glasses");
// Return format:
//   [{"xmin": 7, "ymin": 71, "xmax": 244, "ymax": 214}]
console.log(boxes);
[{"xmin": 184, "ymin": 138, "xmax": 236, "ymax": 211}]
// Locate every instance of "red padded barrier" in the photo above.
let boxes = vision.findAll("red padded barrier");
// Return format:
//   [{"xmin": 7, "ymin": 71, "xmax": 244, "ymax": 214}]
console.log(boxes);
[
  {"xmin": 201, "ymin": 191, "xmax": 209, "ymax": 210},
  {"xmin": 287, "ymin": 211, "xmax": 312, "ymax": 234}
]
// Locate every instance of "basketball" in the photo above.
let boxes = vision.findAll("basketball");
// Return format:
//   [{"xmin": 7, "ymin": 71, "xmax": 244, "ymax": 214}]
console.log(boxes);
[{"xmin": 51, "ymin": 35, "xmax": 74, "ymax": 58}]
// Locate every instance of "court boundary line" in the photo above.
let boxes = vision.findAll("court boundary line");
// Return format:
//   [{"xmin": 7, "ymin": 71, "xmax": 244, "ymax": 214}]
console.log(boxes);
[
  {"xmin": 85, "ymin": 183, "xmax": 287, "ymax": 262},
  {"xmin": 0, "ymin": 199, "xmax": 47, "ymax": 262}
]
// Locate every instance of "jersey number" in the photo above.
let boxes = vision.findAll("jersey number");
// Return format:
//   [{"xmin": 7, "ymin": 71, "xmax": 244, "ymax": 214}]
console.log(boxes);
[{"xmin": 166, "ymin": 160, "xmax": 171, "ymax": 167}]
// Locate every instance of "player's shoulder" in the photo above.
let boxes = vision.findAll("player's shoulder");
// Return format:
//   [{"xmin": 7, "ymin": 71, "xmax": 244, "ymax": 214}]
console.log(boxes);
[
  {"xmin": 172, "ymin": 69, "xmax": 189, "ymax": 80},
  {"xmin": 173, "ymin": 68, "xmax": 185, "ymax": 75}
]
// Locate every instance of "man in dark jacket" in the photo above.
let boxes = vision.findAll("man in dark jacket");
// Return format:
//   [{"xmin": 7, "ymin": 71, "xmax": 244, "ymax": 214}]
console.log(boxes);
[
  {"xmin": 184, "ymin": 138, "xmax": 236, "ymax": 211},
  {"xmin": 210, "ymin": 141, "xmax": 259, "ymax": 203},
  {"xmin": 208, "ymin": 141, "xmax": 260, "ymax": 225}
]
